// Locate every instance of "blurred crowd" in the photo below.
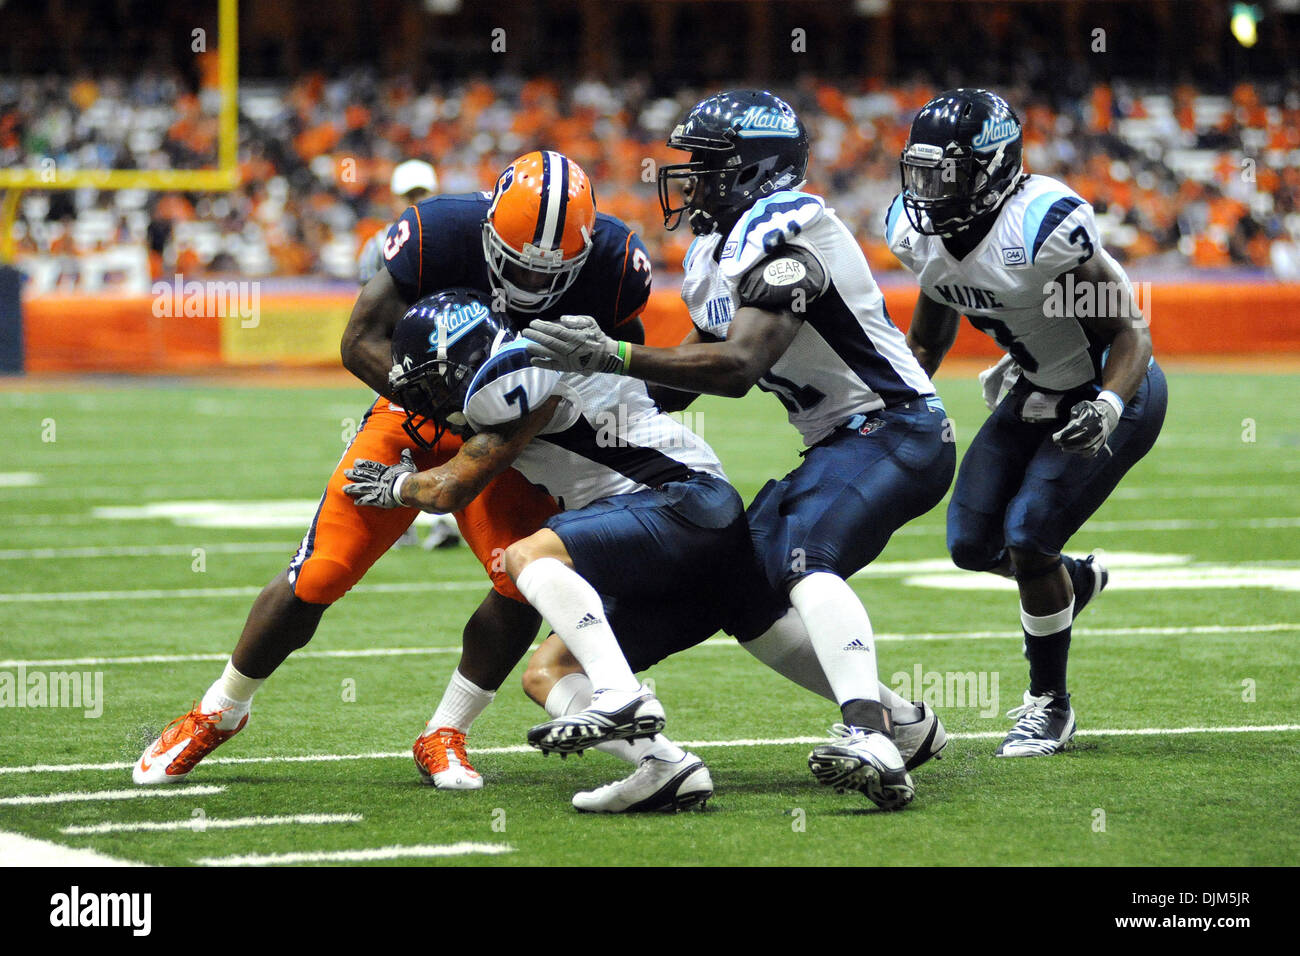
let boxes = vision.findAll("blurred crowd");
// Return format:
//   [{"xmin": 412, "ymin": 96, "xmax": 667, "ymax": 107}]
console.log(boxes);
[{"xmin": 5, "ymin": 68, "xmax": 1300, "ymax": 290}]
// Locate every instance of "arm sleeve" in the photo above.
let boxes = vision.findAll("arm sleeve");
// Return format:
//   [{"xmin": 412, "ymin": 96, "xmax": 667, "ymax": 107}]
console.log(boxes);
[{"xmin": 735, "ymin": 245, "xmax": 828, "ymax": 312}]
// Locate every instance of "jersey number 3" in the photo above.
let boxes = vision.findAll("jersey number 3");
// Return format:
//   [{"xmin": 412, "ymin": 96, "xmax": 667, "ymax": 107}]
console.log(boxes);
[{"xmin": 384, "ymin": 220, "xmax": 411, "ymax": 261}]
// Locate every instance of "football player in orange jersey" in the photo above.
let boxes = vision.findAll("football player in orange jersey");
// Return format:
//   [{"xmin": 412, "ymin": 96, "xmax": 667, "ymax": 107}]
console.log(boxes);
[{"xmin": 134, "ymin": 152, "xmax": 654, "ymax": 790}]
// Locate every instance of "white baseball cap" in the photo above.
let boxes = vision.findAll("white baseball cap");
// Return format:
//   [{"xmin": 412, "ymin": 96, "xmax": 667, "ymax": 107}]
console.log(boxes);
[{"xmin": 390, "ymin": 159, "xmax": 438, "ymax": 198}]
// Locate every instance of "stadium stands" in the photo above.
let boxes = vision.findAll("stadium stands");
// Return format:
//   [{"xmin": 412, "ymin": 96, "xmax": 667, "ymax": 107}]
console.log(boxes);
[{"xmin": 5, "ymin": 70, "xmax": 1300, "ymax": 291}]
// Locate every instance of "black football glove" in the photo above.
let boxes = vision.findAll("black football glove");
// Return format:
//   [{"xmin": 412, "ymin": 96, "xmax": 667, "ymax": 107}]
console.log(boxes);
[{"xmin": 1052, "ymin": 398, "xmax": 1120, "ymax": 457}]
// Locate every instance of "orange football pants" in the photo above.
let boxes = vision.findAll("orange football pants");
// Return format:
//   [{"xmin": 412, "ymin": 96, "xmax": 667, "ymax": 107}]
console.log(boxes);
[{"xmin": 287, "ymin": 398, "xmax": 558, "ymax": 605}]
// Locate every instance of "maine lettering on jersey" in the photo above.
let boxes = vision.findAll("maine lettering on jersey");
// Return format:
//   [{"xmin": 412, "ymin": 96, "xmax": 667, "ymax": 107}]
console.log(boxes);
[{"xmin": 933, "ymin": 283, "xmax": 1006, "ymax": 311}]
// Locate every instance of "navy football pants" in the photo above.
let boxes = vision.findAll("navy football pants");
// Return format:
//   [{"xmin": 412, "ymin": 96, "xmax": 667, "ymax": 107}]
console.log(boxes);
[{"xmin": 947, "ymin": 362, "xmax": 1168, "ymax": 568}]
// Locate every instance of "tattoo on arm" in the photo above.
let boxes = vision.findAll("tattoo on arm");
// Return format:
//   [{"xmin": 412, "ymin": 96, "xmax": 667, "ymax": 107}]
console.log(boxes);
[{"xmin": 402, "ymin": 396, "xmax": 561, "ymax": 513}]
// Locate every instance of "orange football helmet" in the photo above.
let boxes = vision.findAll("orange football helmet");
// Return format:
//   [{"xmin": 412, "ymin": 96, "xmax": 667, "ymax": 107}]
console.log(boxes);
[{"xmin": 482, "ymin": 151, "xmax": 596, "ymax": 314}]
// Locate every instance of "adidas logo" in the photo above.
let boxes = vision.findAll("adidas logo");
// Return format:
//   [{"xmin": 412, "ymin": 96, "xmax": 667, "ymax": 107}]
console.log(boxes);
[
  {"xmin": 842, "ymin": 639, "xmax": 872, "ymax": 652},
  {"xmin": 575, "ymin": 613, "xmax": 601, "ymax": 629},
  {"xmin": 900, "ymin": 235, "xmax": 912, "ymax": 249}
]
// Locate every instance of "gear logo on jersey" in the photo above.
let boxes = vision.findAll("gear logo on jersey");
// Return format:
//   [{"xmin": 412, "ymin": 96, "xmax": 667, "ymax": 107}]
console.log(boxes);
[
  {"xmin": 734, "ymin": 105, "xmax": 800, "ymax": 138},
  {"xmin": 972, "ymin": 117, "xmax": 1019, "ymax": 152},
  {"xmin": 763, "ymin": 257, "xmax": 807, "ymax": 286},
  {"xmin": 1002, "ymin": 245, "xmax": 1027, "ymax": 266}
]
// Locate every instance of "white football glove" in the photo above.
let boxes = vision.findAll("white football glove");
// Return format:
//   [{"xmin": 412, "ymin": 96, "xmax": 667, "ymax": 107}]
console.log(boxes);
[
  {"xmin": 1052, "ymin": 393, "xmax": 1122, "ymax": 457},
  {"xmin": 978, "ymin": 353, "xmax": 1022, "ymax": 411},
  {"xmin": 523, "ymin": 315, "xmax": 627, "ymax": 375}
]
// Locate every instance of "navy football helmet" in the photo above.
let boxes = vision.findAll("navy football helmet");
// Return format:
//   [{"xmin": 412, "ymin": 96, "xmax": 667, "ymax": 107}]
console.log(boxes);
[
  {"xmin": 388, "ymin": 288, "xmax": 508, "ymax": 449},
  {"xmin": 658, "ymin": 90, "xmax": 810, "ymax": 236},
  {"xmin": 900, "ymin": 88, "xmax": 1024, "ymax": 236}
]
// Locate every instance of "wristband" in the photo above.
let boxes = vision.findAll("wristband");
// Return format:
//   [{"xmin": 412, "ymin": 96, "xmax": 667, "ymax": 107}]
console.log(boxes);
[
  {"xmin": 1097, "ymin": 390, "xmax": 1125, "ymax": 419},
  {"xmin": 392, "ymin": 471, "xmax": 411, "ymax": 508},
  {"xmin": 616, "ymin": 340, "xmax": 629, "ymax": 374}
]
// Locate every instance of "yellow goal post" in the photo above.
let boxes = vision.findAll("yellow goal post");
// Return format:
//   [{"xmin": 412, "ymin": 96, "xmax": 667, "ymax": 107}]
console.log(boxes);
[{"xmin": 0, "ymin": 0, "xmax": 240, "ymax": 262}]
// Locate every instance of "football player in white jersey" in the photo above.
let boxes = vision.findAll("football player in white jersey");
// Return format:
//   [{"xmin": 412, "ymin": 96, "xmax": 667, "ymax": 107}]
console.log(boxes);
[
  {"xmin": 523, "ymin": 91, "xmax": 955, "ymax": 810},
  {"xmin": 344, "ymin": 287, "xmax": 772, "ymax": 809},
  {"xmin": 889, "ymin": 89, "xmax": 1167, "ymax": 756}
]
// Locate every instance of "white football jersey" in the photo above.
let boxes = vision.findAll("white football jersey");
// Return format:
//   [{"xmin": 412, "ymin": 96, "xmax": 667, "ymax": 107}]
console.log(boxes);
[
  {"xmin": 681, "ymin": 190, "xmax": 934, "ymax": 447},
  {"xmin": 463, "ymin": 335, "xmax": 725, "ymax": 511},
  {"xmin": 887, "ymin": 174, "xmax": 1126, "ymax": 391}
]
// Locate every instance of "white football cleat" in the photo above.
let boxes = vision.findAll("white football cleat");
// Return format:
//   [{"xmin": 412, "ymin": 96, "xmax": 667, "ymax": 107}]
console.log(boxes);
[
  {"xmin": 573, "ymin": 752, "xmax": 713, "ymax": 813},
  {"xmin": 133, "ymin": 703, "xmax": 247, "ymax": 785},
  {"xmin": 413, "ymin": 726, "xmax": 483, "ymax": 789},
  {"xmin": 527, "ymin": 684, "xmax": 665, "ymax": 755},
  {"xmin": 892, "ymin": 702, "xmax": 948, "ymax": 771},
  {"xmin": 808, "ymin": 724, "xmax": 915, "ymax": 811},
  {"xmin": 996, "ymin": 691, "xmax": 1077, "ymax": 757}
]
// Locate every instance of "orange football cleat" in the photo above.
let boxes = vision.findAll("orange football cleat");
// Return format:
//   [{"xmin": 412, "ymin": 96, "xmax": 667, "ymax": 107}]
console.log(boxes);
[
  {"xmin": 133, "ymin": 702, "xmax": 247, "ymax": 785},
  {"xmin": 413, "ymin": 726, "xmax": 484, "ymax": 790}
]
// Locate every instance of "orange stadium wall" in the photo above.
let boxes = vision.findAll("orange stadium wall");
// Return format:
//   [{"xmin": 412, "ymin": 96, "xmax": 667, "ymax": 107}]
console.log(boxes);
[{"xmin": 20, "ymin": 282, "xmax": 1300, "ymax": 373}]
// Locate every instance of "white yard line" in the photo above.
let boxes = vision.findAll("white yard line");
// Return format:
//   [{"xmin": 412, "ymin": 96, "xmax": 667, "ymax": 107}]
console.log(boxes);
[
  {"xmin": 61, "ymin": 813, "xmax": 362, "ymax": 835},
  {"xmin": 0, "ymin": 542, "xmax": 291, "ymax": 561},
  {"xmin": 0, "ymin": 785, "xmax": 224, "ymax": 805},
  {"xmin": 0, "ymin": 829, "xmax": 147, "ymax": 867},
  {"xmin": 2, "ymin": 725, "xmax": 1298, "ymax": 778},
  {"xmin": 3, "ymin": 622, "xmax": 1295, "ymax": 670},
  {"xmin": 895, "ymin": 516, "xmax": 1300, "ymax": 535},
  {"xmin": 0, "ymin": 646, "xmax": 470, "ymax": 668},
  {"xmin": 197, "ymin": 843, "xmax": 514, "ymax": 866},
  {"xmin": 0, "ymin": 580, "xmax": 485, "ymax": 603}
]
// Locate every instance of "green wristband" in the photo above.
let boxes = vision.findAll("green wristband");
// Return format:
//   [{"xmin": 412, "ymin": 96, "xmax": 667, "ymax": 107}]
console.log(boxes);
[{"xmin": 616, "ymin": 340, "xmax": 629, "ymax": 374}]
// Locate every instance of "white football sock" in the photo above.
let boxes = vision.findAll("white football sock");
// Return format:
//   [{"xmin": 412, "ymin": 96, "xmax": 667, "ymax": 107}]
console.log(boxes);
[
  {"xmin": 514, "ymin": 558, "xmax": 639, "ymax": 693},
  {"xmin": 1020, "ymin": 600, "xmax": 1075, "ymax": 636},
  {"xmin": 427, "ymin": 669, "xmax": 495, "ymax": 735},
  {"xmin": 201, "ymin": 659, "xmax": 263, "ymax": 730},
  {"xmin": 542, "ymin": 670, "xmax": 683, "ymax": 765},
  {"xmin": 788, "ymin": 572, "xmax": 881, "ymax": 707},
  {"xmin": 743, "ymin": 608, "xmax": 919, "ymax": 720},
  {"xmin": 742, "ymin": 608, "xmax": 836, "ymax": 700}
]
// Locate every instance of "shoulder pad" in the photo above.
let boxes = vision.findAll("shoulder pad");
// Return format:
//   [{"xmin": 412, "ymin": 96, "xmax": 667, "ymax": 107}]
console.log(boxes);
[
  {"xmin": 1022, "ymin": 192, "xmax": 1097, "ymax": 273},
  {"xmin": 464, "ymin": 340, "xmax": 560, "ymax": 430},
  {"xmin": 884, "ymin": 194, "xmax": 906, "ymax": 243},
  {"xmin": 736, "ymin": 246, "xmax": 828, "ymax": 312},
  {"xmin": 719, "ymin": 191, "xmax": 826, "ymax": 279}
]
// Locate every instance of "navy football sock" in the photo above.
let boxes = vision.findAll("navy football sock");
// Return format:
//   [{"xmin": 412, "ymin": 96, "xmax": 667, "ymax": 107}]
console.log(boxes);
[
  {"xmin": 1020, "ymin": 602, "xmax": 1074, "ymax": 699},
  {"xmin": 1025, "ymin": 629, "xmax": 1071, "ymax": 699}
]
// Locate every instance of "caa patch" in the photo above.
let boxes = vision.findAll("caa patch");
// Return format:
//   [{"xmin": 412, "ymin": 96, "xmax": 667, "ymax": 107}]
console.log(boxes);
[
  {"xmin": 763, "ymin": 258, "xmax": 807, "ymax": 287},
  {"xmin": 1002, "ymin": 246, "xmax": 1027, "ymax": 266}
]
